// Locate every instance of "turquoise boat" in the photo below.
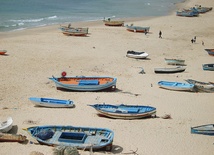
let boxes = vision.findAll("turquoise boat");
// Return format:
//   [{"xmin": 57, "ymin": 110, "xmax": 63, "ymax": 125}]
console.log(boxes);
[
  {"xmin": 158, "ymin": 81, "xmax": 194, "ymax": 91},
  {"xmin": 191, "ymin": 124, "xmax": 214, "ymax": 135},
  {"xmin": 202, "ymin": 64, "xmax": 214, "ymax": 71}
]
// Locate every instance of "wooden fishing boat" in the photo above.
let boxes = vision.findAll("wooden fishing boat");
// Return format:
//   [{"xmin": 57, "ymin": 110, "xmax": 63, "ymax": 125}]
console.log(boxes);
[
  {"xmin": 103, "ymin": 19, "xmax": 124, "ymax": 26},
  {"xmin": 164, "ymin": 58, "xmax": 185, "ymax": 66},
  {"xmin": 125, "ymin": 25, "xmax": 150, "ymax": 33},
  {"xmin": 176, "ymin": 10, "xmax": 199, "ymax": 17},
  {"xmin": 59, "ymin": 26, "xmax": 89, "ymax": 34},
  {"xmin": 204, "ymin": 49, "xmax": 214, "ymax": 56},
  {"xmin": 126, "ymin": 51, "xmax": 149, "ymax": 59},
  {"xmin": 24, "ymin": 125, "xmax": 114, "ymax": 151},
  {"xmin": 49, "ymin": 74, "xmax": 117, "ymax": 91},
  {"xmin": 0, "ymin": 133, "xmax": 27, "ymax": 142},
  {"xmin": 0, "ymin": 50, "xmax": 7, "ymax": 55},
  {"xmin": 88, "ymin": 104, "xmax": 156, "ymax": 119},
  {"xmin": 158, "ymin": 81, "xmax": 194, "ymax": 91},
  {"xmin": 202, "ymin": 64, "xmax": 214, "ymax": 71},
  {"xmin": 62, "ymin": 31, "xmax": 88, "ymax": 36},
  {"xmin": 191, "ymin": 124, "xmax": 214, "ymax": 135},
  {"xmin": 0, "ymin": 117, "xmax": 13, "ymax": 133},
  {"xmin": 154, "ymin": 66, "xmax": 186, "ymax": 73},
  {"xmin": 185, "ymin": 79, "xmax": 214, "ymax": 93},
  {"xmin": 29, "ymin": 97, "xmax": 75, "ymax": 108}
]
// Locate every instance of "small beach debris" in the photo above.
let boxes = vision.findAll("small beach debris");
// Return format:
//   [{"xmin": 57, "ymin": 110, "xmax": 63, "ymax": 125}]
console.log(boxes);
[
  {"xmin": 29, "ymin": 151, "xmax": 44, "ymax": 155},
  {"xmin": 161, "ymin": 114, "xmax": 172, "ymax": 119},
  {"xmin": 2, "ymin": 107, "xmax": 9, "ymax": 110},
  {"xmin": 139, "ymin": 68, "xmax": 145, "ymax": 74},
  {"xmin": 122, "ymin": 148, "xmax": 139, "ymax": 155},
  {"xmin": 23, "ymin": 119, "xmax": 40, "ymax": 125}
]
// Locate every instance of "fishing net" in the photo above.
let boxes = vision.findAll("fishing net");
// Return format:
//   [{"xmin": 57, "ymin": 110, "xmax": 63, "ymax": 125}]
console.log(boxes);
[{"xmin": 36, "ymin": 129, "xmax": 54, "ymax": 140}]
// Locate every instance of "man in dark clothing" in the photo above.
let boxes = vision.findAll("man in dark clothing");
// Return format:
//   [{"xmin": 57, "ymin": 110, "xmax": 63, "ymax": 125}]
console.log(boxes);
[{"xmin": 159, "ymin": 31, "xmax": 162, "ymax": 38}]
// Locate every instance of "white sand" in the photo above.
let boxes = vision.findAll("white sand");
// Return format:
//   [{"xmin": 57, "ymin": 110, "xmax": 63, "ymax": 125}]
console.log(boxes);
[{"xmin": 0, "ymin": 0, "xmax": 214, "ymax": 154}]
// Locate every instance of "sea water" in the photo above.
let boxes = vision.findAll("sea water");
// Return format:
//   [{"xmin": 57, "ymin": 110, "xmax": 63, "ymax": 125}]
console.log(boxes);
[{"xmin": 0, "ymin": 0, "xmax": 183, "ymax": 32}]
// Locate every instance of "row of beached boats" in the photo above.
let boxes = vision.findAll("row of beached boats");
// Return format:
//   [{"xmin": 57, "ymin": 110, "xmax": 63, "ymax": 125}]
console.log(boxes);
[{"xmin": 176, "ymin": 5, "xmax": 212, "ymax": 17}]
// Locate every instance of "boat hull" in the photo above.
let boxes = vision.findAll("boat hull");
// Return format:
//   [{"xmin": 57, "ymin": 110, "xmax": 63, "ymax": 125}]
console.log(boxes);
[
  {"xmin": 49, "ymin": 76, "xmax": 117, "ymax": 92},
  {"xmin": 204, "ymin": 49, "xmax": 214, "ymax": 56},
  {"xmin": 202, "ymin": 64, "xmax": 214, "ymax": 71},
  {"xmin": 164, "ymin": 58, "xmax": 185, "ymax": 65},
  {"xmin": 158, "ymin": 81, "xmax": 194, "ymax": 91},
  {"xmin": 126, "ymin": 26, "xmax": 150, "ymax": 33},
  {"xmin": 126, "ymin": 51, "xmax": 149, "ymax": 59},
  {"xmin": 154, "ymin": 66, "xmax": 186, "ymax": 73},
  {"xmin": 24, "ymin": 125, "xmax": 114, "ymax": 151},
  {"xmin": 0, "ymin": 50, "xmax": 7, "ymax": 55},
  {"xmin": 89, "ymin": 104, "xmax": 156, "ymax": 119},
  {"xmin": 185, "ymin": 79, "xmax": 214, "ymax": 93},
  {"xmin": 29, "ymin": 97, "xmax": 74, "ymax": 108},
  {"xmin": 191, "ymin": 124, "xmax": 214, "ymax": 135},
  {"xmin": 0, "ymin": 117, "xmax": 13, "ymax": 133},
  {"xmin": 103, "ymin": 20, "xmax": 124, "ymax": 26}
]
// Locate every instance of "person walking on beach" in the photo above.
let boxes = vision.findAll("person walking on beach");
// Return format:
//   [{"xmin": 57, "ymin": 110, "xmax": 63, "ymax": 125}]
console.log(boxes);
[
  {"xmin": 191, "ymin": 38, "xmax": 194, "ymax": 43},
  {"xmin": 193, "ymin": 36, "xmax": 196, "ymax": 43},
  {"xmin": 145, "ymin": 29, "xmax": 148, "ymax": 35},
  {"xmin": 159, "ymin": 31, "xmax": 162, "ymax": 38}
]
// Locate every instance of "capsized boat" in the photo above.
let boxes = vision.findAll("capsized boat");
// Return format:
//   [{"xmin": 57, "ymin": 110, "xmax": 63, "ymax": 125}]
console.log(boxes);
[
  {"xmin": 29, "ymin": 97, "xmax": 75, "ymax": 108},
  {"xmin": 24, "ymin": 125, "xmax": 114, "ymax": 151},
  {"xmin": 126, "ymin": 51, "xmax": 149, "ymax": 59},
  {"xmin": 88, "ymin": 104, "xmax": 156, "ymax": 119},
  {"xmin": 154, "ymin": 66, "xmax": 186, "ymax": 73}
]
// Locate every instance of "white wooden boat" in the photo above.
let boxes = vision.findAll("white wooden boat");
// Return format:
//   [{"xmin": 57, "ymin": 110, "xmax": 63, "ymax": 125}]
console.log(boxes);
[
  {"xmin": 88, "ymin": 104, "xmax": 156, "ymax": 119},
  {"xmin": 191, "ymin": 124, "xmax": 214, "ymax": 135},
  {"xmin": 29, "ymin": 97, "xmax": 75, "ymax": 108},
  {"xmin": 164, "ymin": 58, "xmax": 185, "ymax": 66},
  {"xmin": 154, "ymin": 66, "xmax": 186, "ymax": 73},
  {"xmin": 0, "ymin": 117, "xmax": 13, "ymax": 133},
  {"xmin": 126, "ymin": 25, "xmax": 150, "ymax": 33},
  {"xmin": 158, "ymin": 81, "xmax": 194, "ymax": 91},
  {"xmin": 126, "ymin": 51, "xmax": 149, "ymax": 59}
]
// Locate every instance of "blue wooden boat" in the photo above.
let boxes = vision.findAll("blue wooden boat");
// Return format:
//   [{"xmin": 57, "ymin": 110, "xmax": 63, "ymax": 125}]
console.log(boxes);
[
  {"xmin": 88, "ymin": 104, "xmax": 156, "ymax": 119},
  {"xmin": 23, "ymin": 125, "xmax": 114, "ymax": 151},
  {"xmin": 191, "ymin": 124, "xmax": 214, "ymax": 135},
  {"xmin": 158, "ymin": 81, "xmax": 195, "ymax": 91},
  {"xmin": 176, "ymin": 10, "xmax": 199, "ymax": 17},
  {"xmin": 126, "ymin": 24, "xmax": 150, "ymax": 33},
  {"xmin": 29, "ymin": 97, "xmax": 75, "ymax": 108},
  {"xmin": 202, "ymin": 64, "xmax": 214, "ymax": 71},
  {"xmin": 204, "ymin": 49, "xmax": 214, "ymax": 56},
  {"xmin": 49, "ymin": 75, "xmax": 117, "ymax": 92}
]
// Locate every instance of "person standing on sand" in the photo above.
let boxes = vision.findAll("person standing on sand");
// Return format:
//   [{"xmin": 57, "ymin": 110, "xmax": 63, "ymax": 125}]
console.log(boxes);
[
  {"xmin": 202, "ymin": 41, "xmax": 204, "ymax": 46},
  {"xmin": 191, "ymin": 38, "xmax": 194, "ymax": 43},
  {"xmin": 159, "ymin": 31, "xmax": 162, "ymax": 38},
  {"xmin": 194, "ymin": 36, "xmax": 196, "ymax": 43}
]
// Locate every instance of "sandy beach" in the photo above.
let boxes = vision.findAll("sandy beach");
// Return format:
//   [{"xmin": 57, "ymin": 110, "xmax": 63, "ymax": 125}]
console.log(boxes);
[{"xmin": 0, "ymin": 0, "xmax": 214, "ymax": 154}]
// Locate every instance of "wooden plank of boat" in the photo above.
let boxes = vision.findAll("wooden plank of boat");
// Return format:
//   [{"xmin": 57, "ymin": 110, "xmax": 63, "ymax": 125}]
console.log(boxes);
[
  {"xmin": 164, "ymin": 58, "xmax": 185, "ymax": 66},
  {"xmin": 0, "ymin": 117, "xmax": 13, "ymax": 133},
  {"xmin": 29, "ymin": 97, "xmax": 75, "ymax": 108},
  {"xmin": 202, "ymin": 64, "xmax": 214, "ymax": 71},
  {"xmin": 0, "ymin": 133, "xmax": 27, "ymax": 142},
  {"xmin": 204, "ymin": 49, "xmax": 214, "ymax": 56},
  {"xmin": 23, "ymin": 125, "xmax": 114, "ymax": 151},
  {"xmin": 49, "ymin": 75, "xmax": 117, "ymax": 92},
  {"xmin": 185, "ymin": 79, "xmax": 214, "ymax": 93},
  {"xmin": 126, "ymin": 51, "xmax": 149, "ymax": 59},
  {"xmin": 88, "ymin": 104, "xmax": 156, "ymax": 119},
  {"xmin": 126, "ymin": 25, "xmax": 150, "ymax": 33},
  {"xmin": 158, "ymin": 81, "xmax": 194, "ymax": 91},
  {"xmin": 0, "ymin": 50, "xmax": 7, "ymax": 55},
  {"xmin": 154, "ymin": 66, "xmax": 186, "ymax": 73},
  {"xmin": 191, "ymin": 124, "xmax": 214, "ymax": 135}
]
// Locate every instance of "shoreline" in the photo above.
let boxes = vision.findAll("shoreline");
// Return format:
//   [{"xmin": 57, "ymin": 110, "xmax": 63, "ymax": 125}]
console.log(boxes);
[{"xmin": 0, "ymin": 0, "xmax": 214, "ymax": 154}]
